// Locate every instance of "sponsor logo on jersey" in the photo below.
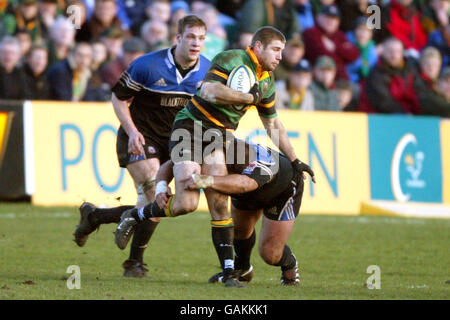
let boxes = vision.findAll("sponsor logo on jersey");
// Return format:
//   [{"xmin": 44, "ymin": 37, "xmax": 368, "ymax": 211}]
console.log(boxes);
[
  {"xmin": 154, "ymin": 78, "xmax": 168, "ymax": 87},
  {"xmin": 161, "ymin": 96, "xmax": 190, "ymax": 107}
]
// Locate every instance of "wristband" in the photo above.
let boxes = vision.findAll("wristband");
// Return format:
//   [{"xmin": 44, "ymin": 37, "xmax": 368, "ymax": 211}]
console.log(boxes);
[{"xmin": 155, "ymin": 181, "xmax": 168, "ymax": 196}]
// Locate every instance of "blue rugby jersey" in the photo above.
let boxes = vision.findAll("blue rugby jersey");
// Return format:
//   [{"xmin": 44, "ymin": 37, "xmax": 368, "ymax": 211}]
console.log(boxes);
[{"xmin": 112, "ymin": 47, "xmax": 210, "ymax": 139}]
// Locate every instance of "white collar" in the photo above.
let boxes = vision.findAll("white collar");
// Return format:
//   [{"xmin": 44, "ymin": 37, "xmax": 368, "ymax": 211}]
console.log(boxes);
[{"xmin": 167, "ymin": 46, "xmax": 201, "ymax": 84}]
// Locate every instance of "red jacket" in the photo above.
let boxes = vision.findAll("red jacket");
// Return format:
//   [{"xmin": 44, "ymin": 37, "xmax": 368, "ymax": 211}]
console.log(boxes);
[
  {"xmin": 384, "ymin": 0, "xmax": 427, "ymax": 51},
  {"xmin": 303, "ymin": 25, "xmax": 360, "ymax": 80},
  {"xmin": 359, "ymin": 58, "xmax": 421, "ymax": 114}
]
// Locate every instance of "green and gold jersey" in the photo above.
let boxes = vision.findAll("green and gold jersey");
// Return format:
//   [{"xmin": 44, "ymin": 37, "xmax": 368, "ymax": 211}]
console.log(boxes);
[{"xmin": 176, "ymin": 47, "xmax": 277, "ymax": 130}]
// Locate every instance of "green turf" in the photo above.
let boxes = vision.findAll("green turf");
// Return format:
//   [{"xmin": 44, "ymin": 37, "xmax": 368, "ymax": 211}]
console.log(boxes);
[{"xmin": 0, "ymin": 202, "xmax": 448, "ymax": 300}]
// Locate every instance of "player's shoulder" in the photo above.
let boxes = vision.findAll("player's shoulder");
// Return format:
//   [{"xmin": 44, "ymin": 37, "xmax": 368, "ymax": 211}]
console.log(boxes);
[
  {"xmin": 198, "ymin": 54, "xmax": 211, "ymax": 70},
  {"xmin": 130, "ymin": 48, "xmax": 169, "ymax": 68},
  {"xmin": 211, "ymin": 49, "xmax": 247, "ymax": 66}
]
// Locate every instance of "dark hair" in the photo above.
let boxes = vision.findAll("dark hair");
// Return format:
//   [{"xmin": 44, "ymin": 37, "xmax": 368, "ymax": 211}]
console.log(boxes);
[
  {"xmin": 251, "ymin": 26, "xmax": 286, "ymax": 47},
  {"xmin": 177, "ymin": 14, "xmax": 207, "ymax": 35},
  {"xmin": 225, "ymin": 140, "xmax": 256, "ymax": 174}
]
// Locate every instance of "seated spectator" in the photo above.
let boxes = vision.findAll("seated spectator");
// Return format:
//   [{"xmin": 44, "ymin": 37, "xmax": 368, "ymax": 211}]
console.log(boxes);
[
  {"xmin": 359, "ymin": 37, "xmax": 421, "ymax": 114},
  {"xmin": 47, "ymin": 16, "xmax": 76, "ymax": 68},
  {"xmin": 0, "ymin": 35, "xmax": 28, "ymax": 99},
  {"xmin": 346, "ymin": 17, "xmax": 378, "ymax": 84},
  {"xmin": 303, "ymin": 4, "xmax": 360, "ymax": 81},
  {"xmin": 131, "ymin": 0, "xmax": 171, "ymax": 37},
  {"xmin": 100, "ymin": 27, "xmax": 125, "ymax": 61},
  {"xmin": 239, "ymin": 0, "xmax": 301, "ymax": 42},
  {"xmin": 274, "ymin": 37, "xmax": 305, "ymax": 82},
  {"xmin": 38, "ymin": 0, "xmax": 61, "ymax": 39},
  {"xmin": 414, "ymin": 48, "xmax": 450, "ymax": 116},
  {"xmin": 15, "ymin": 29, "xmax": 32, "ymax": 58},
  {"xmin": 427, "ymin": 24, "xmax": 450, "ymax": 69},
  {"xmin": 294, "ymin": 0, "xmax": 315, "ymax": 31},
  {"xmin": 99, "ymin": 37, "xmax": 146, "ymax": 88},
  {"xmin": 47, "ymin": 42, "xmax": 110, "ymax": 101},
  {"xmin": 336, "ymin": 79, "xmax": 354, "ymax": 111},
  {"xmin": 421, "ymin": 0, "xmax": 449, "ymax": 35},
  {"xmin": 141, "ymin": 19, "xmax": 170, "ymax": 52},
  {"xmin": 310, "ymin": 55, "xmax": 340, "ymax": 111},
  {"xmin": 197, "ymin": 4, "xmax": 227, "ymax": 60},
  {"xmin": 4, "ymin": 0, "xmax": 44, "ymax": 41},
  {"xmin": 276, "ymin": 59, "xmax": 314, "ymax": 110},
  {"xmin": 169, "ymin": 1, "xmax": 189, "ymax": 43},
  {"xmin": 337, "ymin": 0, "xmax": 372, "ymax": 32},
  {"xmin": 437, "ymin": 67, "xmax": 450, "ymax": 104},
  {"xmin": 76, "ymin": 0, "xmax": 124, "ymax": 42},
  {"xmin": 375, "ymin": 0, "xmax": 427, "ymax": 59},
  {"xmin": 91, "ymin": 40, "xmax": 108, "ymax": 73},
  {"xmin": 24, "ymin": 44, "xmax": 51, "ymax": 100}
]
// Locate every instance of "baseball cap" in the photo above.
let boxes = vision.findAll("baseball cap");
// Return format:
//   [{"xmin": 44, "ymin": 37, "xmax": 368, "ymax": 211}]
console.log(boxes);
[
  {"xmin": 20, "ymin": 0, "xmax": 37, "ymax": 5},
  {"xmin": 320, "ymin": 5, "xmax": 340, "ymax": 18},
  {"xmin": 123, "ymin": 37, "xmax": 146, "ymax": 53},
  {"xmin": 101, "ymin": 27, "xmax": 125, "ymax": 39},
  {"xmin": 315, "ymin": 56, "xmax": 336, "ymax": 69},
  {"xmin": 293, "ymin": 59, "xmax": 312, "ymax": 72},
  {"xmin": 171, "ymin": 0, "xmax": 190, "ymax": 15}
]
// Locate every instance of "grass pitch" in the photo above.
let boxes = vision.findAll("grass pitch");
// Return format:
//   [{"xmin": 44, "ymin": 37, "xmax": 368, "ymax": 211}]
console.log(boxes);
[{"xmin": 0, "ymin": 203, "xmax": 448, "ymax": 300}]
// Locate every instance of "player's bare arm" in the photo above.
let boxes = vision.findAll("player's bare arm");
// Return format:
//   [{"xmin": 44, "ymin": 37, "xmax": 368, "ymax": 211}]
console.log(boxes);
[
  {"xmin": 199, "ymin": 81, "xmax": 255, "ymax": 105},
  {"xmin": 111, "ymin": 92, "xmax": 145, "ymax": 156},
  {"xmin": 186, "ymin": 174, "xmax": 259, "ymax": 194},
  {"xmin": 260, "ymin": 116, "xmax": 316, "ymax": 183}
]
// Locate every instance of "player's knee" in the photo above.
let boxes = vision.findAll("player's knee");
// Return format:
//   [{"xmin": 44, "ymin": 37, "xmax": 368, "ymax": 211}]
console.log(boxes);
[
  {"xmin": 173, "ymin": 198, "xmax": 198, "ymax": 216},
  {"xmin": 259, "ymin": 243, "xmax": 282, "ymax": 266}
]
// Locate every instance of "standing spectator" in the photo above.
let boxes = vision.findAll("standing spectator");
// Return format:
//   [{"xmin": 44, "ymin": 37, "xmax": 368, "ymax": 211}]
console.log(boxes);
[
  {"xmin": 310, "ymin": 55, "xmax": 340, "ymax": 111},
  {"xmin": 239, "ymin": 0, "xmax": 301, "ymax": 41},
  {"xmin": 276, "ymin": 59, "xmax": 315, "ymax": 110},
  {"xmin": 0, "ymin": 35, "xmax": 28, "ymax": 100},
  {"xmin": 359, "ymin": 37, "xmax": 421, "ymax": 114},
  {"xmin": 294, "ymin": 0, "xmax": 315, "ymax": 31},
  {"xmin": 303, "ymin": 4, "xmax": 360, "ymax": 80},
  {"xmin": 47, "ymin": 42, "xmax": 109, "ymax": 101},
  {"xmin": 47, "ymin": 16, "xmax": 76, "ymax": 68},
  {"xmin": 24, "ymin": 44, "xmax": 51, "ymax": 100},
  {"xmin": 273, "ymin": 37, "xmax": 305, "ymax": 81},
  {"xmin": 414, "ymin": 47, "xmax": 450, "ymax": 116},
  {"xmin": 346, "ymin": 17, "xmax": 378, "ymax": 84},
  {"xmin": 427, "ymin": 24, "xmax": 450, "ymax": 69},
  {"xmin": 99, "ymin": 37, "xmax": 146, "ymax": 88},
  {"xmin": 140, "ymin": 19, "xmax": 170, "ymax": 52},
  {"xmin": 76, "ymin": 0, "xmax": 124, "ymax": 42},
  {"xmin": 375, "ymin": 0, "xmax": 427, "ymax": 58}
]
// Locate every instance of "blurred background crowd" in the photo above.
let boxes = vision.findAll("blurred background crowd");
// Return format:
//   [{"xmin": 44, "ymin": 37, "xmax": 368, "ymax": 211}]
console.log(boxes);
[{"xmin": 0, "ymin": 0, "xmax": 449, "ymax": 116}]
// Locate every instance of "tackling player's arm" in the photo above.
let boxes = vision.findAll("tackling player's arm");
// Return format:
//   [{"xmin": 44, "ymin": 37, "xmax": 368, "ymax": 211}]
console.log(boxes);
[{"xmin": 186, "ymin": 174, "xmax": 258, "ymax": 194}]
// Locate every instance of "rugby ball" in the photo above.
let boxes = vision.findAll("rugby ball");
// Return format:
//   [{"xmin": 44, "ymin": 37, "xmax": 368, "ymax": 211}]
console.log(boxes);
[{"xmin": 226, "ymin": 65, "xmax": 256, "ymax": 94}]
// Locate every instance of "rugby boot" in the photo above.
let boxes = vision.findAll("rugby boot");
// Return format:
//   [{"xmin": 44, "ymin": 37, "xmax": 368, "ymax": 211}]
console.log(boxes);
[
  {"xmin": 115, "ymin": 208, "xmax": 138, "ymax": 250},
  {"xmin": 73, "ymin": 202, "xmax": 99, "ymax": 247}
]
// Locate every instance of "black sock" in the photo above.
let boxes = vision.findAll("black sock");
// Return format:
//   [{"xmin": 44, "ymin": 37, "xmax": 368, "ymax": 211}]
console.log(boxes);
[
  {"xmin": 234, "ymin": 229, "xmax": 256, "ymax": 271},
  {"xmin": 275, "ymin": 245, "xmax": 297, "ymax": 271},
  {"xmin": 129, "ymin": 219, "xmax": 159, "ymax": 264},
  {"xmin": 142, "ymin": 201, "xmax": 166, "ymax": 219},
  {"xmin": 211, "ymin": 221, "xmax": 234, "ymax": 277},
  {"xmin": 90, "ymin": 206, "xmax": 134, "ymax": 225}
]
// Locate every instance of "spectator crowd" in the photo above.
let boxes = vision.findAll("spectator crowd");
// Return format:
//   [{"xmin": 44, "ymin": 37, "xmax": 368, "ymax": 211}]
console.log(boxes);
[{"xmin": 0, "ymin": 0, "xmax": 449, "ymax": 116}]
